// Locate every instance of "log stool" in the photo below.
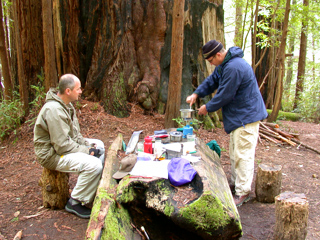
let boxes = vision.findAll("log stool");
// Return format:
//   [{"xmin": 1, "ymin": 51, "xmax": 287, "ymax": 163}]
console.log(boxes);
[
  {"xmin": 38, "ymin": 168, "xmax": 69, "ymax": 209},
  {"xmin": 274, "ymin": 192, "xmax": 309, "ymax": 240},
  {"xmin": 255, "ymin": 164, "xmax": 282, "ymax": 203}
]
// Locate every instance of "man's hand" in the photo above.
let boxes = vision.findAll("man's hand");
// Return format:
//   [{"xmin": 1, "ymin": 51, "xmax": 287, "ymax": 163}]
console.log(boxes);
[
  {"xmin": 186, "ymin": 93, "xmax": 198, "ymax": 107},
  {"xmin": 198, "ymin": 105, "xmax": 208, "ymax": 115},
  {"xmin": 89, "ymin": 147, "xmax": 100, "ymax": 157}
]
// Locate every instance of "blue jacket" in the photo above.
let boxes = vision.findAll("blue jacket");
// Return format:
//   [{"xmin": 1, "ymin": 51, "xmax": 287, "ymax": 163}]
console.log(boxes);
[{"xmin": 194, "ymin": 47, "xmax": 268, "ymax": 134}]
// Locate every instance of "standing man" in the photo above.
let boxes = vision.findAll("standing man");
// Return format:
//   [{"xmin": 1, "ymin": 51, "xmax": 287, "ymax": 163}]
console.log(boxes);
[
  {"xmin": 187, "ymin": 40, "xmax": 267, "ymax": 207},
  {"xmin": 34, "ymin": 74, "xmax": 105, "ymax": 218}
]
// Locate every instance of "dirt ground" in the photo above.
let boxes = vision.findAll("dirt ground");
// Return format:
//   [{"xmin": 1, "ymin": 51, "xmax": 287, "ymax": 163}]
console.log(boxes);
[{"xmin": 0, "ymin": 100, "xmax": 319, "ymax": 240}]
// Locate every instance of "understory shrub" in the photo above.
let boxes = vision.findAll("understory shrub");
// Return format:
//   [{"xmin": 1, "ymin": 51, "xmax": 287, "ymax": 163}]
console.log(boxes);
[{"xmin": 0, "ymin": 96, "xmax": 24, "ymax": 140}]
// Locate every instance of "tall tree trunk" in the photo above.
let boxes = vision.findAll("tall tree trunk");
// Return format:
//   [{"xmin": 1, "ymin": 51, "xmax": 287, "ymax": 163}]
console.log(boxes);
[
  {"xmin": 0, "ymin": 0, "xmax": 13, "ymax": 100},
  {"xmin": 12, "ymin": 0, "xmax": 29, "ymax": 115},
  {"xmin": 42, "ymin": 0, "xmax": 58, "ymax": 90},
  {"xmin": 284, "ymin": 0, "xmax": 296, "ymax": 91},
  {"xmin": 293, "ymin": 0, "xmax": 309, "ymax": 109},
  {"xmin": 268, "ymin": 0, "xmax": 291, "ymax": 122},
  {"xmin": 164, "ymin": 0, "xmax": 185, "ymax": 128},
  {"xmin": 234, "ymin": 0, "xmax": 243, "ymax": 47}
]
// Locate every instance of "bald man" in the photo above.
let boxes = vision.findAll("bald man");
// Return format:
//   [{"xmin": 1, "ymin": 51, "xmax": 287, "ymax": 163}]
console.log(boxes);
[{"xmin": 34, "ymin": 74, "xmax": 105, "ymax": 218}]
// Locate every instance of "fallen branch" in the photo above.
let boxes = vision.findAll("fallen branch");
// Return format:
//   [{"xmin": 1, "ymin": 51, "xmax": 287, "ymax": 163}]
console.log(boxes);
[
  {"xmin": 273, "ymin": 128, "xmax": 295, "ymax": 139},
  {"xmin": 13, "ymin": 231, "xmax": 22, "ymax": 240},
  {"xmin": 290, "ymin": 138, "xmax": 320, "ymax": 155},
  {"xmin": 259, "ymin": 132, "xmax": 282, "ymax": 144},
  {"xmin": 22, "ymin": 209, "xmax": 49, "ymax": 219},
  {"xmin": 259, "ymin": 129, "xmax": 296, "ymax": 146}
]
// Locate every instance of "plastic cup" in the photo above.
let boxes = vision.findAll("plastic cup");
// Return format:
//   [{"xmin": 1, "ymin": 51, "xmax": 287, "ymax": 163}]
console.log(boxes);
[{"xmin": 187, "ymin": 134, "xmax": 195, "ymax": 142}]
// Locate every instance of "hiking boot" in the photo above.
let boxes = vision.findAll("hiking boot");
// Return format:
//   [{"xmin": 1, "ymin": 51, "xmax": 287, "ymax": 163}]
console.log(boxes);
[
  {"xmin": 233, "ymin": 194, "xmax": 250, "ymax": 207},
  {"xmin": 65, "ymin": 198, "xmax": 91, "ymax": 219}
]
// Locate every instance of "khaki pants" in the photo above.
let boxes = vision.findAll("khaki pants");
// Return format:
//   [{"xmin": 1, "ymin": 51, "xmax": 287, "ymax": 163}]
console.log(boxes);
[
  {"xmin": 56, "ymin": 138, "xmax": 105, "ymax": 204},
  {"xmin": 229, "ymin": 121, "xmax": 259, "ymax": 196}
]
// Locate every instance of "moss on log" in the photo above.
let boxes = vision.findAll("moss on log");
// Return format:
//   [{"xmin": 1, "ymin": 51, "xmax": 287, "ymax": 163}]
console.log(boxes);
[
  {"xmin": 97, "ymin": 137, "xmax": 242, "ymax": 239},
  {"xmin": 266, "ymin": 109, "xmax": 300, "ymax": 121}
]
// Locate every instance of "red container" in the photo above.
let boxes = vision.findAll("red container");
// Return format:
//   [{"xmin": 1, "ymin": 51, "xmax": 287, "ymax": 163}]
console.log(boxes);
[{"xmin": 144, "ymin": 136, "xmax": 153, "ymax": 154}]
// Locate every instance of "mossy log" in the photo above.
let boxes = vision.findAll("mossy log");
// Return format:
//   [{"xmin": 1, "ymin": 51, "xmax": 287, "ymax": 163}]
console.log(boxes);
[
  {"xmin": 98, "ymin": 138, "xmax": 242, "ymax": 240},
  {"xmin": 86, "ymin": 134, "xmax": 140, "ymax": 240},
  {"xmin": 266, "ymin": 109, "xmax": 300, "ymax": 121}
]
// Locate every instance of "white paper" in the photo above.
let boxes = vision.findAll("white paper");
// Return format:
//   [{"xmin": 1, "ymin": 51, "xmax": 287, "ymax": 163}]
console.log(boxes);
[
  {"xmin": 182, "ymin": 142, "xmax": 196, "ymax": 155},
  {"xmin": 163, "ymin": 143, "xmax": 182, "ymax": 152},
  {"xmin": 130, "ymin": 160, "xmax": 170, "ymax": 179},
  {"xmin": 181, "ymin": 154, "xmax": 201, "ymax": 163}
]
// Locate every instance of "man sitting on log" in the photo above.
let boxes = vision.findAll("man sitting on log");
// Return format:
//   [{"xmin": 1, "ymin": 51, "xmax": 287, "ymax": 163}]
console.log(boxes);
[
  {"xmin": 34, "ymin": 74, "xmax": 105, "ymax": 218},
  {"xmin": 186, "ymin": 40, "xmax": 268, "ymax": 207}
]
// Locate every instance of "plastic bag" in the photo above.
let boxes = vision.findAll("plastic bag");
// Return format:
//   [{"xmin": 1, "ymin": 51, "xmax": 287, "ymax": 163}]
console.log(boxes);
[{"xmin": 167, "ymin": 158, "xmax": 197, "ymax": 186}]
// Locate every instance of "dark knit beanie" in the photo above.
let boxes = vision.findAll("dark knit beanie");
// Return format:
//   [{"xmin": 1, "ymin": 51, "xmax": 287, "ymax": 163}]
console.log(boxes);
[{"xmin": 202, "ymin": 40, "xmax": 223, "ymax": 59}]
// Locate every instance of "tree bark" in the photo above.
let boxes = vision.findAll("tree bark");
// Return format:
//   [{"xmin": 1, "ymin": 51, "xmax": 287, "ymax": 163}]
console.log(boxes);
[
  {"xmin": 42, "ymin": 0, "xmax": 58, "ymax": 91},
  {"xmin": 267, "ymin": 0, "xmax": 291, "ymax": 122},
  {"xmin": 234, "ymin": 0, "xmax": 243, "ymax": 47},
  {"xmin": 164, "ymin": 0, "xmax": 185, "ymax": 128},
  {"xmin": 275, "ymin": 192, "xmax": 309, "ymax": 240},
  {"xmin": 12, "ymin": 0, "xmax": 29, "ymax": 115},
  {"xmin": 255, "ymin": 164, "xmax": 282, "ymax": 203},
  {"xmin": 293, "ymin": 0, "xmax": 309, "ymax": 109},
  {"xmin": 38, "ymin": 168, "xmax": 69, "ymax": 209},
  {"xmin": 0, "ymin": 0, "xmax": 13, "ymax": 100}
]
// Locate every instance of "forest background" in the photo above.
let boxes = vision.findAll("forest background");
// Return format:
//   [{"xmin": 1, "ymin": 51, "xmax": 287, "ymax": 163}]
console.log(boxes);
[
  {"xmin": 0, "ymin": 0, "xmax": 319, "ymax": 239},
  {"xmin": 0, "ymin": 0, "xmax": 319, "ymax": 134}
]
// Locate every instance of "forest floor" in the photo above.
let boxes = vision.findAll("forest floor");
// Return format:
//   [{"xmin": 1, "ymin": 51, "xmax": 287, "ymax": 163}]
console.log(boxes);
[{"xmin": 0, "ymin": 100, "xmax": 319, "ymax": 240}]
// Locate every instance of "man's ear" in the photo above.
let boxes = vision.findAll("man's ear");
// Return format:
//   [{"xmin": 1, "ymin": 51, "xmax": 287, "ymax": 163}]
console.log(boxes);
[{"xmin": 65, "ymin": 88, "xmax": 71, "ymax": 95}]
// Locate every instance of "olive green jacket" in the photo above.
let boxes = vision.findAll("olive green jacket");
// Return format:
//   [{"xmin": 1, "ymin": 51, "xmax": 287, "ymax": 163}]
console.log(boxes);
[{"xmin": 33, "ymin": 88, "xmax": 89, "ymax": 170}]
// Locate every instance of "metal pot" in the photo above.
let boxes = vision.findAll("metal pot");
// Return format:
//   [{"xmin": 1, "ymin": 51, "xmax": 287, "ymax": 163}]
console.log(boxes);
[
  {"xmin": 180, "ymin": 109, "xmax": 194, "ymax": 119},
  {"xmin": 169, "ymin": 131, "xmax": 183, "ymax": 142}
]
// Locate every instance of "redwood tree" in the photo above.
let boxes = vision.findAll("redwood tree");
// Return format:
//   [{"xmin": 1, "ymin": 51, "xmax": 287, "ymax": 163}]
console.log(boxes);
[{"xmin": 0, "ymin": 0, "xmax": 13, "ymax": 100}]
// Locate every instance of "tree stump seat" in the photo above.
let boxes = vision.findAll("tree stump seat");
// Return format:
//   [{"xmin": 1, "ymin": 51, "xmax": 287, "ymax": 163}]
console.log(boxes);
[
  {"xmin": 275, "ymin": 192, "xmax": 309, "ymax": 240},
  {"xmin": 255, "ymin": 163, "xmax": 282, "ymax": 203},
  {"xmin": 38, "ymin": 168, "xmax": 69, "ymax": 209}
]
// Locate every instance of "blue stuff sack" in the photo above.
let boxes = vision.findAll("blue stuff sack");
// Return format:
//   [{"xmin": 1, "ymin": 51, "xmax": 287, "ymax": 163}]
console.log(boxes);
[{"xmin": 167, "ymin": 158, "xmax": 197, "ymax": 186}]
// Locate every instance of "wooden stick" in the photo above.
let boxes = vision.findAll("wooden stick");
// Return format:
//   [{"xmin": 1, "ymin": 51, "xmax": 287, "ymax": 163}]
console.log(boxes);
[
  {"xmin": 259, "ymin": 132, "xmax": 282, "ymax": 144},
  {"xmin": 273, "ymin": 128, "xmax": 295, "ymax": 139},
  {"xmin": 263, "ymin": 122, "xmax": 280, "ymax": 128},
  {"xmin": 260, "ymin": 122, "xmax": 280, "ymax": 135},
  {"xmin": 259, "ymin": 129, "xmax": 296, "ymax": 146},
  {"xmin": 290, "ymin": 138, "xmax": 320, "ymax": 155}
]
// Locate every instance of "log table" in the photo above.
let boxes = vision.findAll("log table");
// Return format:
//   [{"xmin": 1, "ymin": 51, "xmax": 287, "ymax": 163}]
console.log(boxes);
[{"xmin": 86, "ymin": 134, "xmax": 242, "ymax": 240}]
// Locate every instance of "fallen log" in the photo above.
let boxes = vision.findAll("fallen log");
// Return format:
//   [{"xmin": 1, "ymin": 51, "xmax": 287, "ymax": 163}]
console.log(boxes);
[
  {"xmin": 110, "ymin": 138, "xmax": 242, "ymax": 240},
  {"xmin": 86, "ymin": 134, "xmax": 124, "ymax": 240}
]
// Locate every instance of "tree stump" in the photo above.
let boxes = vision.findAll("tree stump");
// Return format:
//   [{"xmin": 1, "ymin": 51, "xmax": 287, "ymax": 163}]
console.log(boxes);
[
  {"xmin": 275, "ymin": 192, "xmax": 309, "ymax": 240},
  {"xmin": 38, "ymin": 168, "xmax": 69, "ymax": 209},
  {"xmin": 255, "ymin": 164, "xmax": 282, "ymax": 203}
]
